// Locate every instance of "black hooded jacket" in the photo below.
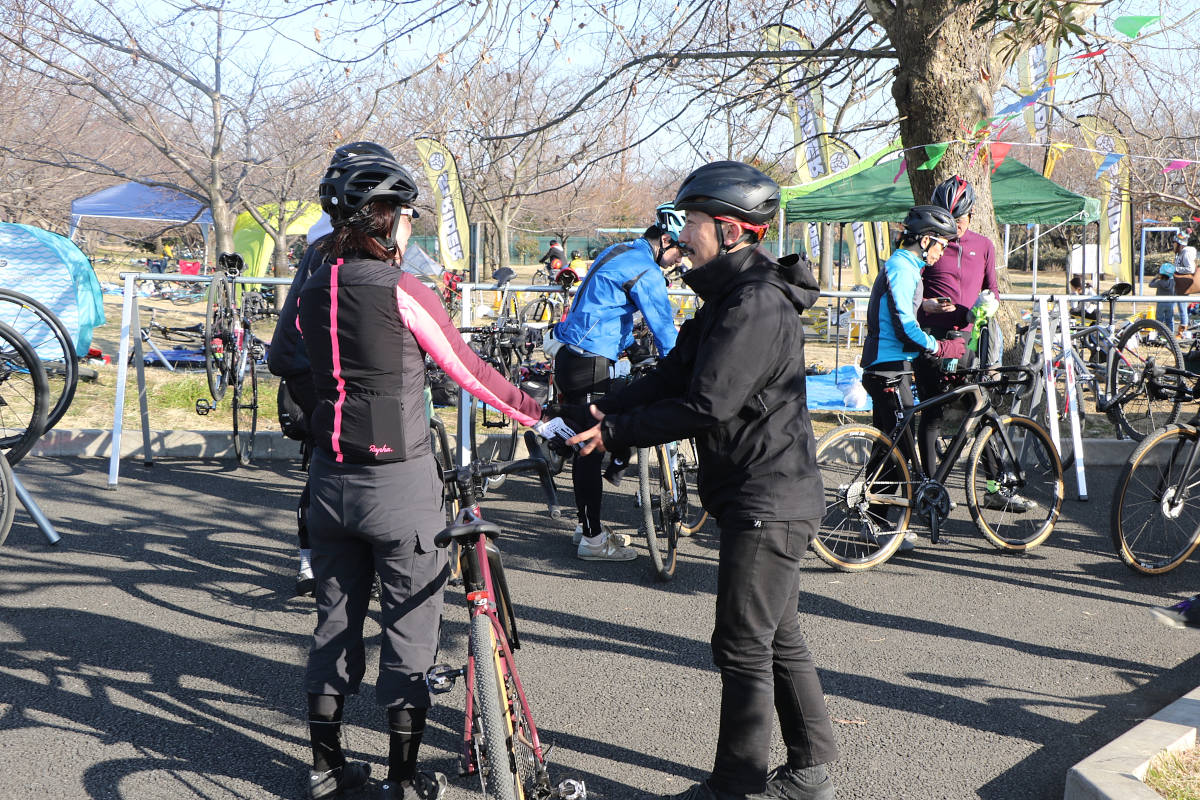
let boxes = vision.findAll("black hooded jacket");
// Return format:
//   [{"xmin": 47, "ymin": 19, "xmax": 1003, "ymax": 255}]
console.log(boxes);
[{"xmin": 595, "ymin": 245, "xmax": 823, "ymax": 524}]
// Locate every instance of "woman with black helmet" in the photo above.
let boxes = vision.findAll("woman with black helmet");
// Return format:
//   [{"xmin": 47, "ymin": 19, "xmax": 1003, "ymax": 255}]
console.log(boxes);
[
  {"xmin": 296, "ymin": 149, "xmax": 543, "ymax": 800},
  {"xmin": 860, "ymin": 204, "xmax": 964, "ymax": 550},
  {"xmin": 567, "ymin": 161, "xmax": 839, "ymax": 800}
]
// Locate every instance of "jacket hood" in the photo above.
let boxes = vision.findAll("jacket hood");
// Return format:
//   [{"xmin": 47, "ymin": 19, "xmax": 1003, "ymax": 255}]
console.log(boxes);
[{"xmin": 684, "ymin": 246, "xmax": 819, "ymax": 311}]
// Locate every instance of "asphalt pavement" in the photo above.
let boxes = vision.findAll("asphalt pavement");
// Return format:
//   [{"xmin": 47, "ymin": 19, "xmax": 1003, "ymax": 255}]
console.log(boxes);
[{"xmin": 1, "ymin": 456, "xmax": 1199, "ymax": 800}]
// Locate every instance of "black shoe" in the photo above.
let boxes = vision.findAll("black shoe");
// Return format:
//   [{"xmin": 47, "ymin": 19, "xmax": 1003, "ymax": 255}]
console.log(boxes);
[
  {"xmin": 660, "ymin": 781, "xmax": 769, "ymax": 800},
  {"xmin": 379, "ymin": 771, "xmax": 447, "ymax": 800},
  {"xmin": 296, "ymin": 566, "xmax": 316, "ymax": 597},
  {"xmin": 764, "ymin": 764, "xmax": 834, "ymax": 800},
  {"xmin": 310, "ymin": 761, "xmax": 370, "ymax": 799}
]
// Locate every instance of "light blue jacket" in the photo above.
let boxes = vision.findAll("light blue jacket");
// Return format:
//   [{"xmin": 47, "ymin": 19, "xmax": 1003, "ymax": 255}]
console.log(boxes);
[
  {"xmin": 554, "ymin": 238, "xmax": 677, "ymax": 361},
  {"xmin": 862, "ymin": 248, "xmax": 937, "ymax": 367}
]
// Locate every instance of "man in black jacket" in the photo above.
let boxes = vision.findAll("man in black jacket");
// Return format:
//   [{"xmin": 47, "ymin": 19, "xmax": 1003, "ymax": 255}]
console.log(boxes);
[{"xmin": 568, "ymin": 161, "xmax": 838, "ymax": 800}]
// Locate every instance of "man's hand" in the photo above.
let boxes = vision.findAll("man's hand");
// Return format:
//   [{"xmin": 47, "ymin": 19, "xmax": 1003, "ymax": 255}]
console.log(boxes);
[
  {"xmin": 567, "ymin": 424, "xmax": 605, "ymax": 455},
  {"xmin": 921, "ymin": 298, "xmax": 955, "ymax": 314}
]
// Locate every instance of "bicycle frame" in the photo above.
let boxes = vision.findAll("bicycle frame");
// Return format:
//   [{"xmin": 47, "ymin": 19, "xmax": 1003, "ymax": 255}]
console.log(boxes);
[
  {"xmin": 871, "ymin": 380, "xmax": 1029, "ymax": 539},
  {"xmin": 425, "ymin": 456, "xmax": 580, "ymax": 799}
]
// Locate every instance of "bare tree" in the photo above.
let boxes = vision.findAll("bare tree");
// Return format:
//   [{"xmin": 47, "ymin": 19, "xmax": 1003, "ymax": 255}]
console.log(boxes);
[{"xmin": 0, "ymin": 0, "xmax": 353, "ymax": 258}]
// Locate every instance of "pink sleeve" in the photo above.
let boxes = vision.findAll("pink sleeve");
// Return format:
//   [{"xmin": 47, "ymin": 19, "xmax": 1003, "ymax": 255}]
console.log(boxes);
[
  {"xmin": 985, "ymin": 238, "xmax": 999, "ymax": 295},
  {"xmin": 393, "ymin": 274, "xmax": 541, "ymax": 426}
]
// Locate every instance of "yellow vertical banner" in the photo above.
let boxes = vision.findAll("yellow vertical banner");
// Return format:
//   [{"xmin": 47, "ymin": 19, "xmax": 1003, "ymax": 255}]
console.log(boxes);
[
  {"xmin": 414, "ymin": 138, "xmax": 470, "ymax": 274},
  {"xmin": 1077, "ymin": 116, "xmax": 1132, "ymax": 283},
  {"xmin": 764, "ymin": 24, "xmax": 830, "ymax": 262},
  {"xmin": 825, "ymin": 136, "xmax": 878, "ymax": 285}
]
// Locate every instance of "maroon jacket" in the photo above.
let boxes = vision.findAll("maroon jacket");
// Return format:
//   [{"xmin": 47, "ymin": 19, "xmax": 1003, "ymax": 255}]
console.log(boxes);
[{"xmin": 917, "ymin": 229, "xmax": 997, "ymax": 332}]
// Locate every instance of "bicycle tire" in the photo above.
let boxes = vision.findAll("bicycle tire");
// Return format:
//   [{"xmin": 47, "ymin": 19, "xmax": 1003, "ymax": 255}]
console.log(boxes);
[
  {"xmin": 1028, "ymin": 362, "xmax": 1077, "ymax": 472},
  {"xmin": 676, "ymin": 438, "xmax": 707, "ymax": 536},
  {"xmin": 638, "ymin": 445, "xmax": 678, "ymax": 581},
  {"xmin": 232, "ymin": 356, "xmax": 258, "ymax": 466},
  {"xmin": 0, "ymin": 454, "xmax": 19, "ymax": 546},
  {"xmin": 204, "ymin": 276, "xmax": 236, "ymax": 402},
  {"xmin": 518, "ymin": 297, "xmax": 560, "ymax": 325},
  {"xmin": 470, "ymin": 614, "xmax": 521, "ymax": 800},
  {"xmin": 812, "ymin": 424, "xmax": 912, "ymax": 571},
  {"xmin": 1110, "ymin": 424, "xmax": 1200, "ymax": 574},
  {"xmin": 0, "ymin": 289, "xmax": 78, "ymax": 432},
  {"xmin": 966, "ymin": 415, "xmax": 1063, "ymax": 551},
  {"xmin": 1107, "ymin": 317, "xmax": 1183, "ymax": 441},
  {"xmin": 0, "ymin": 321, "xmax": 49, "ymax": 465}
]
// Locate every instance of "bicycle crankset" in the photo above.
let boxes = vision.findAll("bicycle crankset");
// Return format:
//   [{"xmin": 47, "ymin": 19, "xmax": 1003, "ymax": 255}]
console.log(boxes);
[{"xmin": 914, "ymin": 480, "xmax": 952, "ymax": 544}]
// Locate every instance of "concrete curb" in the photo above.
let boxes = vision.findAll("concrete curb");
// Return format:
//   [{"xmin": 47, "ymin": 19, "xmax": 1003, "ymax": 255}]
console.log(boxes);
[
  {"xmin": 1065, "ymin": 686, "xmax": 1200, "ymax": 799},
  {"xmin": 30, "ymin": 429, "xmax": 304, "ymax": 461}
]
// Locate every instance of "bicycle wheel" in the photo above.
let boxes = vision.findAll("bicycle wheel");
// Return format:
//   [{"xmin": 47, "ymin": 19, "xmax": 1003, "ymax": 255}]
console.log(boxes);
[
  {"xmin": 232, "ymin": 354, "xmax": 258, "ymax": 466},
  {"xmin": 519, "ymin": 297, "xmax": 560, "ymax": 325},
  {"xmin": 469, "ymin": 614, "xmax": 520, "ymax": 800},
  {"xmin": 966, "ymin": 415, "xmax": 1063, "ymax": 550},
  {"xmin": 813, "ymin": 425, "xmax": 912, "ymax": 571},
  {"xmin": 638, "ymin": 445, "xmax": 678, "ymax": 581},
  {"xmin": 1108, "ymin": 317, "xmax": 1183, "ymax": 440},
  {"xmin": 204, "ymin": 275, "xmax": 236, "ymax": 401},
  {"xmin": 0, "ymin": 289, "xmax": 78, "ymax": 432},
  {"xmin": 0, "ymin": 453, "xmax": 19, "ymax": 546},
  {"xmin": 1028, "ymin": 360, "xmax": 1078, "ymax": 472},
  {"xmin": 1111, "ymin": 424, "xmax": 1200, "ymax": 574},
  {"xmin": 676, "ymin": 437, "xmax": 707, "ymax": 536},
  {"xmin": 0, "ymin": 321, "xmax": 49, "ymax": 465}
]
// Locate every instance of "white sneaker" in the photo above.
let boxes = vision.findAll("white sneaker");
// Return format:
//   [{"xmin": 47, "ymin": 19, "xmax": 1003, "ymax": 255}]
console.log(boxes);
[
  {"xmin": 577, "ymin": 534, "xmax": 637, "ymax": 561},
  {"xmin": 573, "ymin": 524, "xmax": 629, "ymax": 547}
]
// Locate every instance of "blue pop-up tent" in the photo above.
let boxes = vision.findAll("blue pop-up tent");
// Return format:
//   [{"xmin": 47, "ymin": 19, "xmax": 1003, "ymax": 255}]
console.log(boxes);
[
  {"xmin": 0, "ymin": 223, "xmax": 106, "ymax": 353},
  {"xmin": 68, "ymin": 182, "xmax": 213, "ymax": 242}
]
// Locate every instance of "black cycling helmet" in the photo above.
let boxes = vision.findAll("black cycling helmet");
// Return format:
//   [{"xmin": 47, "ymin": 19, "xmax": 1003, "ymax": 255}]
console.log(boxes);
[
  {"xmin": 673, "ymin": 161, "xmax": 780, "ymax": 225},
  {"xmin": 903, "ymin": 205, "xmax": 958, "ymax": 239},
  {"xmin": 319, "ymin": 153, "xmax": 420, "ymax": 225},
  {"xmin": 332, "ymin": 140, "xmax": 395, "ymax": 163},
  {"xmin": 571, "ymin": 250, "xmax": 582, "ymax": 259},
  {"xmin": 930, "ymin": 175, "xmax": 975, "ymax": 218}
]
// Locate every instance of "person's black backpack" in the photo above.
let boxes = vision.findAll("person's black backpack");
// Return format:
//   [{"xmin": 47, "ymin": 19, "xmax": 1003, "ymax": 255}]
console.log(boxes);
[{"xmin": 277, "ymin": 380, "xmax": 310, "ymax": 441}]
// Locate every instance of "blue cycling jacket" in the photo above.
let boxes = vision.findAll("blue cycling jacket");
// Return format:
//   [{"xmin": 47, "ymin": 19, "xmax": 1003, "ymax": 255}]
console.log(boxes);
[
  {"xmin": 554, "ymin": 237, "xmax": 677, "ymax": 361},
  {"xmin": 862, "ymin": 247, "xmax": 937, "ymax": 367}
]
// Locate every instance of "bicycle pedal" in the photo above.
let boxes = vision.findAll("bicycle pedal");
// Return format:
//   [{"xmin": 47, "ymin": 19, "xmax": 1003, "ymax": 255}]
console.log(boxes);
[
  {"xmin": 556, "ymin": 779, "xmax": 586, "ymax": 800},
  {"xmin": 425, "ymin": 663, "xmax": 463, "ymax": 694},
  {"xmin": 195, "ymin": 398, "xmax": 213, "ymax": 416}
]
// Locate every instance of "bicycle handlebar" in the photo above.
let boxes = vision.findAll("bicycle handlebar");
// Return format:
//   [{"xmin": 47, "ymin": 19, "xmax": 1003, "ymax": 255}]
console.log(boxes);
[{"xmin": 443, "ymin": 455, "xmax": 561, "ymax": 520}]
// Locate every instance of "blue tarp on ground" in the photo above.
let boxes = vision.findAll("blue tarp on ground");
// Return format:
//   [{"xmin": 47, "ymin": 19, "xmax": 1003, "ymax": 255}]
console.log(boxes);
[
  {"xmin": 806, "ymin": 364, "xmax": 871, "ymax": 412},
  {"xmin": 0, "ymin": 223, "xmax": 106, "ymax": 354}
]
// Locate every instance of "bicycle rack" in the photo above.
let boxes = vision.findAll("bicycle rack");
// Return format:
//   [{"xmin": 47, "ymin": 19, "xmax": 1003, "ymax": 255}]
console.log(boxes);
[{"xmin": 107, "ymin": 272, "xmax": 293, "ymax": 489}]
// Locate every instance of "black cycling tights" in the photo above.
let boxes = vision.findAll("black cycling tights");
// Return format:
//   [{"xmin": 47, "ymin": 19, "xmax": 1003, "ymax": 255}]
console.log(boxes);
[{"xmin": 553, "ymin": 349, "xmax": 612, "ymax": 538}]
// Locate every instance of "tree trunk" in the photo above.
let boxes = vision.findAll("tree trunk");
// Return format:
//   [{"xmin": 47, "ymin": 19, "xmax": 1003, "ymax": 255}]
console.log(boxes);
[
  {"xmin": 272, "ymin": 230, "xmax": 290, "ymax": 311},
  {"xmin": 875, "ymin": 0, "xmax": 1022, "ymax": 345}
]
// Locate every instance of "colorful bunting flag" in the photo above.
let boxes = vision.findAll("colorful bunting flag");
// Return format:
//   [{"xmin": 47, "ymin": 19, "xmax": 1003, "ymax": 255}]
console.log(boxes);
[
  {"xmin": 990, "ymin": 142, "xmax": 1013, "ymax": 173},
  {"xmin": 1113, "ymin": 15, "xmax": 1161, "ymax": 38},
  {"xmin": 1163, "ymin": 160, "xmax": 1192, "ymax": 174},
  {"xmin": 893, "ymin": 158, "xmax": 907, "ymax": 184},
  {"xmin": 1094, "ymin": 152, "xmax": 1125, "ymax": 179},
  {"xmin": 916, "ymin": 143, "xmax": 950, "ymax": 171},
  {"xmin": 1073, "ymin": 49, "xmax": 1107, "ymax": 59},
  {"xmin": 1048, "ymin": 71, "xmax": 1075, "ymax": 84}
]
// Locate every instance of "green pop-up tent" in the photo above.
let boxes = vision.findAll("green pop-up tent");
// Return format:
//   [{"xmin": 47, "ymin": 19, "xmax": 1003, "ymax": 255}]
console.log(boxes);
[{"xmin": 785, "ymin": 157, "xmax": 1100, "ymax": 225}]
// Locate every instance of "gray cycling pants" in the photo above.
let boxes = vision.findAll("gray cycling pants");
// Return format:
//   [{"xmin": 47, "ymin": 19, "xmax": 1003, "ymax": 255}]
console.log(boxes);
[{"xmin": 304, "ymin": 448, "xmax": 449, "ymax": 708}]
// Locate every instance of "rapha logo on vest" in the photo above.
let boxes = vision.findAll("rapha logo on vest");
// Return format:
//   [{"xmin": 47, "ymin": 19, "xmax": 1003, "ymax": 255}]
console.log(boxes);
[{"xmin": 369, "ymin": 443, "xmax": 394, "ymax": 455}]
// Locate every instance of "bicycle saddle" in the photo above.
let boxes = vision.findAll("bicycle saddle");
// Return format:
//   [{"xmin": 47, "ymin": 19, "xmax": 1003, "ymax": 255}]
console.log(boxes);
[
  {"xmin": 491, "ymin": 267, "xmax": 516, "ymax": 288},
  {"xmin": 218, "ymin": 251, "xmax": 246, "ymax": 276},
  {"xmin": 434, "ymin": 520, "xmax": 502, "ymax": 548},
  {"xmin": 556, "ymin": 268, "xmax": 578, "ymax": 288},
  {"xmin": 1103, "ymin": 282, "xmax": 1133, "ymax": 299}
]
